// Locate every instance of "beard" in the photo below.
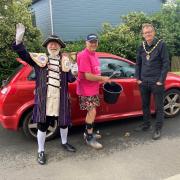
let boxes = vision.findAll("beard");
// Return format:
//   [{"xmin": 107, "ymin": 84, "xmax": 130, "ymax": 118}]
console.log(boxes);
[{"xmin": 47, "ymin": 47, "xmax": 60, "ymax": 57}]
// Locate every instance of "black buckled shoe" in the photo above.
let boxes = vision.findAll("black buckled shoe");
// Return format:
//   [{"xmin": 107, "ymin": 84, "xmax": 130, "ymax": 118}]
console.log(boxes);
[
  {"xmin": 62, "ymin": 143, "xmax": 76, "ymax": 152},
  {"xmin": 152, "ymin": 128, "xmax": 162, "ymax": 140},
  {"xmin": 37, "ymin": 151, "xmax": 46, "ymax": 165},
  {"xmin": 134, "ymin": 123, "xmax": 152, "ymax": 132}
]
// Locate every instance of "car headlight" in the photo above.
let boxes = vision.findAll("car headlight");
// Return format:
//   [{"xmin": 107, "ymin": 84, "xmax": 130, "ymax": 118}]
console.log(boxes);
[{"xmin": 1, "ymin": 87, "xmax": 8, "ymax": 95}]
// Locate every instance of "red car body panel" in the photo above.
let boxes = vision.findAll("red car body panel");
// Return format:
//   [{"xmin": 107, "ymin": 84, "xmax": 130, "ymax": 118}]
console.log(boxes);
[{"xmin": 0, "ymin": 53, "xmax": 180, "ymax": 130}]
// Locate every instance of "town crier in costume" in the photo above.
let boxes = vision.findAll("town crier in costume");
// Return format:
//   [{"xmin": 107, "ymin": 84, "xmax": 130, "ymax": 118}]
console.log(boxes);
[{"xmin": 12, "ymin": 23, "xmax": 77, "ymax": 165}]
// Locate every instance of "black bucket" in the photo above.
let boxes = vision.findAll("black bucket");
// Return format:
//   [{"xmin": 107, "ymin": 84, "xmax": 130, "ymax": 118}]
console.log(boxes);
[{"xmin": 103, "ymin": 82, "xmax": 122, "ymax": 104}]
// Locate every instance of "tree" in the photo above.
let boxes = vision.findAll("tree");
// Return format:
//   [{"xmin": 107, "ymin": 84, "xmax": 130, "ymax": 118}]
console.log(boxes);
[
  {"xmin": 0, "ymin": 0, "xmax": 42, "ymax": 83},
  {"xmin": 98, "ymin": 12, "xmax": 152, "ymax": 61},
  {"xmin": 98, "ymin": 0, "xmax": 180, "ymax": 61},
  {"xmin": 153, "ymin": 0, "xmax": 180, "ymax": 57}
]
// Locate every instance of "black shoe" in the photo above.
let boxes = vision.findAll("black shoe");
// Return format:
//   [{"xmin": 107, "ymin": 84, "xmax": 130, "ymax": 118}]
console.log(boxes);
[
  {"xmin": 152, "ymin": 128, "xmax": 161, "ymax": 140},
  {"xmin": 37, "ymin": 151, "xmax": 46, "ymax": 165},
  {"xmin": 62, "ymin": 143, "xmax": 76, "ymax": 152},
  {"xmin": 134, "ymin": 123, "xmax": 152, "ymax": 132}
]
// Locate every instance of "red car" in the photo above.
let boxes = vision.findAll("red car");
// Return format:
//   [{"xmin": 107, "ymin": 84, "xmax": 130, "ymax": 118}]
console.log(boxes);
[{"xmin": 0, "ymin": 53, "xmax": 180, "ymax": 140}]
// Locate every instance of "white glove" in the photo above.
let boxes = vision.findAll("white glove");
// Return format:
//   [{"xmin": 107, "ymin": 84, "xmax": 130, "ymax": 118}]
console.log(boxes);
[
  {"xmin": 16, "ymin": 23, "xmax": 25, "ymax": 45},
  {"xmin": 70, "ymin": 63, "xmax": 78, "ymax": 75}
]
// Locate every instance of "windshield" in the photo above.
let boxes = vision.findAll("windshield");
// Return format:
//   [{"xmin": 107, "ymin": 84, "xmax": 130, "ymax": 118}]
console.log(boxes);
[{"xmin": 1, "ymin": 64, "xmax": 23, "ymax": 87}]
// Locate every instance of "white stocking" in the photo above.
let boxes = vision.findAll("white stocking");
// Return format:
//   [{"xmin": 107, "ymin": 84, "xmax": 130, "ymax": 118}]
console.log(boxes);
[
  {"xmin": 60, "ymin": 127, "xmax": 68, "ymax": 144},
  {"xmin": 37, "ymin": 130, "xmax": 46, "ymax": 153}
]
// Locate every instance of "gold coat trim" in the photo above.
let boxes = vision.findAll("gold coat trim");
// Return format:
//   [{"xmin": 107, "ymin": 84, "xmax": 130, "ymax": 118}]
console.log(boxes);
[{"xmin": 30, "ymin": 53, "xmax": 48, "ymax": 67}]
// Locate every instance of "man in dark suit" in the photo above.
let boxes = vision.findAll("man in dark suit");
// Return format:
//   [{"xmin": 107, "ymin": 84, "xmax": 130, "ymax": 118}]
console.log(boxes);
[{"xmin": 135, "ymin": 23, "xmax": 170, "ymax": 140}]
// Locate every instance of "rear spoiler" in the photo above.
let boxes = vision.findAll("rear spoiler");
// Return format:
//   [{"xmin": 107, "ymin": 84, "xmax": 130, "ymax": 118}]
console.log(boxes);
[{"xmin": 16, "ymin": 58, "xmax": 27, "ymax": 66}]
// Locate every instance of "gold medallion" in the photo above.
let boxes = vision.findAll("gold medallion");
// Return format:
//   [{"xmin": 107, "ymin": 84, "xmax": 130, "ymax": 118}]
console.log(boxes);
[
  {"xmin": 142, "ymin": 39, "xmax": 162, "ymax": 61},
  {"xmin": 146, "ymin": 54, "xmax": 150, "ymax": 60}
]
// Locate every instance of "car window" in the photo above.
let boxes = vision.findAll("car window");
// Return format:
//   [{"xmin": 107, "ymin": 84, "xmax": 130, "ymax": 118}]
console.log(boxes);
[
  {"xmin": 28, "ymin": 68, "xmax": 36, "ymax": 81},
  {"xmin": 100, "ymin": 58, "xmax": 135, "ymax": 78}
]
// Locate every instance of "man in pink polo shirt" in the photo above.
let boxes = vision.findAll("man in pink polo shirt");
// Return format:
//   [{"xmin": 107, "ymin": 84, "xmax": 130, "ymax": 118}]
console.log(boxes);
[{"xmin": 77, "ymin": 34, "xmax": 110, "ymax": 149}]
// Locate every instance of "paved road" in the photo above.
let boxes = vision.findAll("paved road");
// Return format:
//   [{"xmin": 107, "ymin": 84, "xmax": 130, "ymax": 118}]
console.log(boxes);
[{"xmin": 0, "ymin": 114, "xmax": 180, "ymax": 180}]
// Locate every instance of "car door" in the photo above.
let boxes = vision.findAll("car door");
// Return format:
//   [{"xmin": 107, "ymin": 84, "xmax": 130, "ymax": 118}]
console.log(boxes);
[
  {"xmin": 69, "ymin": 79, "xmax": 105, "ymax": 125},
  {"xmin": 100, "ymin": 57, "xmax": 142, "ymax": 117}
]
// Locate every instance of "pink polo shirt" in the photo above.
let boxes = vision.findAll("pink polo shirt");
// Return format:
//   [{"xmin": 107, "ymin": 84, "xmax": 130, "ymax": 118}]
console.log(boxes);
[{"xmin": 76, "ymin": 48, "xmax": 101, "ymax": 96}]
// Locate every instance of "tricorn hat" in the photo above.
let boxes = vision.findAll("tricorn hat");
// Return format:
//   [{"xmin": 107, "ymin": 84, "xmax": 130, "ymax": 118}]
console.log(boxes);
[{"xmin": 42, "ymin": 35, "xmax": 66, "ymax": 48}]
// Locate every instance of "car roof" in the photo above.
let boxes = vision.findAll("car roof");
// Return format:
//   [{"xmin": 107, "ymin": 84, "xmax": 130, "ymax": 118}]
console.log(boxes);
[{"xmin": 96, "ymin": 52, "xmax": 134, "ymax": 65}]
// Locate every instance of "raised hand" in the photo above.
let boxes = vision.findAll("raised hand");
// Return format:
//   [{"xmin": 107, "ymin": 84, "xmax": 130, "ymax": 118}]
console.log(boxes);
[{"xmin": 16, "ymin": 23, "xmax": 25, "ymax": 45}]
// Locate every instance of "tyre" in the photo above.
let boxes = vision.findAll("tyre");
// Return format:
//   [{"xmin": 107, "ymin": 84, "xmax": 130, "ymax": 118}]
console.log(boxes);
[
  {"xmin": 164, "ymin": 89, "xmax": 180, "ymax": 118},
  {"xmin": 22, "ymin": 110, "xmax": 59, "ymax": 141}
]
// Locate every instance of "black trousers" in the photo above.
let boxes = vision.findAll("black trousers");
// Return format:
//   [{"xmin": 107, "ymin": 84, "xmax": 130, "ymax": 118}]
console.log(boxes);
[
  {"xmin": 139, "ymin": 82, "xmax": 165, "ymax": 129},
  {"xmin": 37, "ymin": 116, "xmax": 67, "ymax": 132}
]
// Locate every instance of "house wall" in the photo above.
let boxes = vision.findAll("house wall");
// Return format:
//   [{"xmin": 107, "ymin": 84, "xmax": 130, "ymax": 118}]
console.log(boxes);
[
  {"xmin": 32, "ymin": 0, "xmax": 162, "ymax": 41},
  {"xmin": 31, "ymin": 0, "xmax": 52, "ymax": 38}
]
